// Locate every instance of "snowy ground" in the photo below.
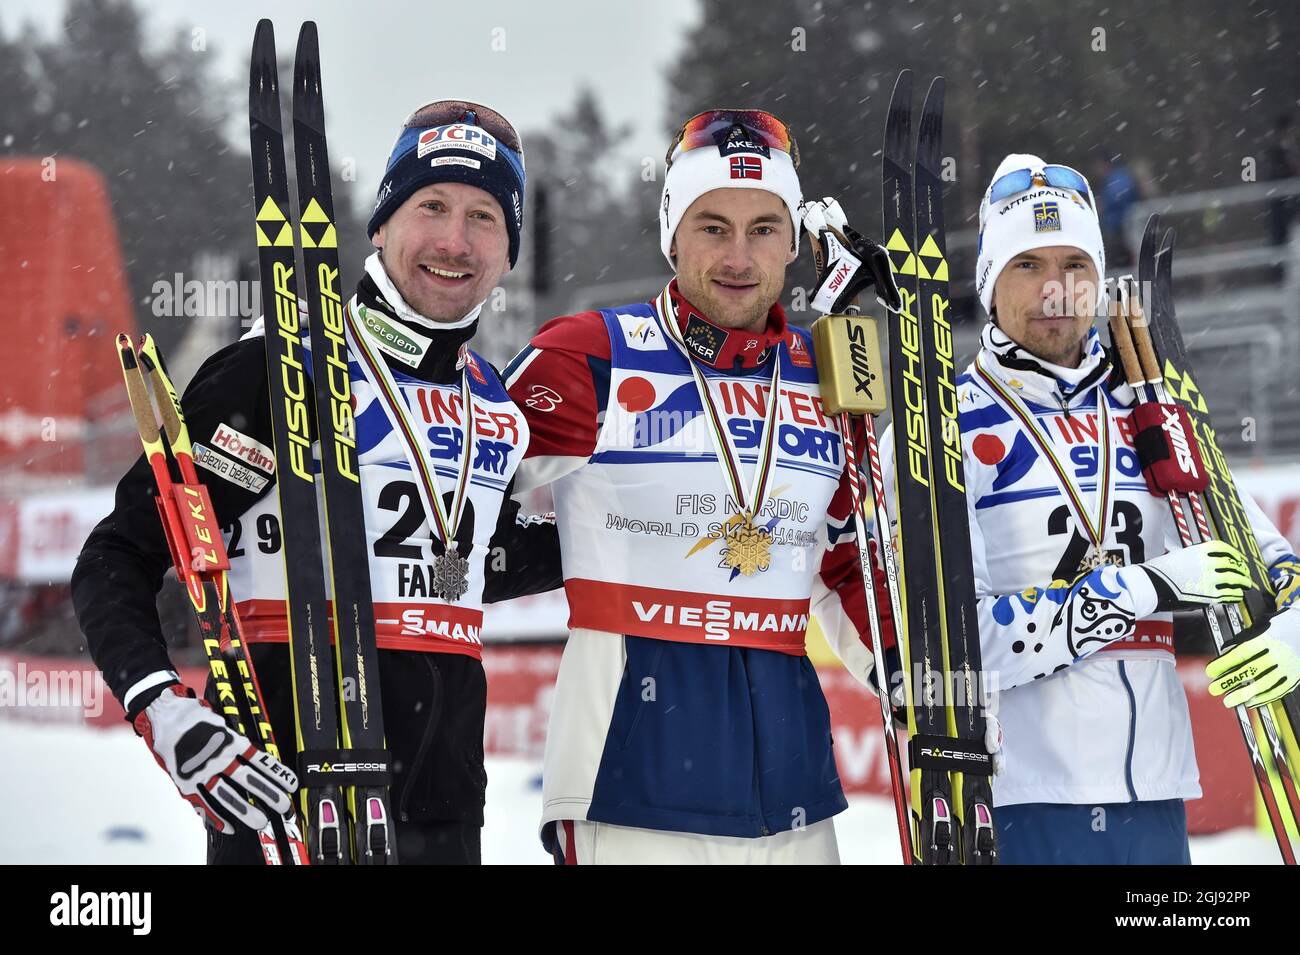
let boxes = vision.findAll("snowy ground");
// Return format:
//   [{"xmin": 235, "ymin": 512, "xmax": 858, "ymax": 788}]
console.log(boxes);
[{"xmin": 0, "ymin": 721, "xmax": 1281, "ymax": 865}]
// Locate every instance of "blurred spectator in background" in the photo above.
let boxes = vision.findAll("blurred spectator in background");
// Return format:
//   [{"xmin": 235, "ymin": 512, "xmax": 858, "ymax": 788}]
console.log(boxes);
[
  {"xmin": 1266, "ymin": 114, "xmax": 1299, "ymax": 247},
  {"xmin": 1092, "ymin": 154, "xmax": 1142, "ymax": 268}
]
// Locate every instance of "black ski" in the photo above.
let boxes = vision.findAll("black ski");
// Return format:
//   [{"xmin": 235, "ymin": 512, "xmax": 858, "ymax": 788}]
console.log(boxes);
[
  {"xmin": 911, "ymin": 78, "xmax": 996, "ymax": 864},
  {"xmin": 1150, "ymin": 229, "xmax": 1274, "ymax": 607},
  {"xmin": 1118, "ymin": 229, "xmax": 1300, "ymax": 862},
  {"xmin": 291, "ymin": 20, "xmax": 396, "ymax": 864},
  {"xmin": 882, "ymin": 70, "xmax": 956, "ymax": 865},
  {"xmin": 1141, "ymin": 220, "xmax": 1300, "ymax": 834},
  {"xmin": 248, "ymin": 18, "xmax": 348, "ymax": 864}
]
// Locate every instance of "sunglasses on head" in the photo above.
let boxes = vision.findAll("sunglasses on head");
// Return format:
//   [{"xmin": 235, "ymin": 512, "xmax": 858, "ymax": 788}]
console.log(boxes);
[
  {"xmin": 987, "ymin": 164, "xmax": 1093, "ymax": 209},
  {"xmin": 403, "ymin": 99, "xmax": 523, "ymax": 153},
  {"xmin": 666, "ymin": 109, "xmax": 799, "ymax": 169}
]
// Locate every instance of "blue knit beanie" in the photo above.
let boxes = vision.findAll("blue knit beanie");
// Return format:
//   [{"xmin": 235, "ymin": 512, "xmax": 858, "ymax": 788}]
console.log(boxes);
[{"xmin": 368, "ymin": 102, "xmax": 526, "ymax": 267}]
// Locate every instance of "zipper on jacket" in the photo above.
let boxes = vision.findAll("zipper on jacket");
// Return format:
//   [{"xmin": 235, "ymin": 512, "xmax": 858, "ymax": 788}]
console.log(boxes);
[
  {"xmin": 1117, "ymin": 660, "xmax": 1140, "ymax": 802},
  {"xmin": 398, "ymin": 654, "xmax": 444, "ymax": 823}
]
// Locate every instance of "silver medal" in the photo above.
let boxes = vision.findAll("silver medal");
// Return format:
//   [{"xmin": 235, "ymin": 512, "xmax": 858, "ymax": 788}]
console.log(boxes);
[{"xmin": 432, "ymin": 551, "xmax": 470, "ymax": 602}]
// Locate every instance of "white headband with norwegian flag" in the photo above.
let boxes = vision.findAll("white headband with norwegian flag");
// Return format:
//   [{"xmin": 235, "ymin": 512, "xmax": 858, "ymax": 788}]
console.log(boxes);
[{"xmin": 658, "ymin": 141, "xmax": 803, "ymax": 270}]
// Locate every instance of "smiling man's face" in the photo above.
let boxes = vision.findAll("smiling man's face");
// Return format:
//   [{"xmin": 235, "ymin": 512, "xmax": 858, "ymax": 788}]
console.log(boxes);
[
  {"xmin": 670, "ymin": 188, "xmax": 796, "ymax": 331},
  {"xmin": 372, "ymin": 181, "xmax": 511, "ymax": 323}
]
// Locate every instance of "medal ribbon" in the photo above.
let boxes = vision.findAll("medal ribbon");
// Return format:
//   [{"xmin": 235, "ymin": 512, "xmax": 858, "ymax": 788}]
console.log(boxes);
[
  {"xmin": 654, "ymin": 287, "xmax": 782, "ymax": 522},
  {"xmin": 345, "ymin": 300, "xmax": 475, "ymax": 551},
  {"xmin": 973, "ymin": 354, "xmax": 1114, "ymax": 553}
]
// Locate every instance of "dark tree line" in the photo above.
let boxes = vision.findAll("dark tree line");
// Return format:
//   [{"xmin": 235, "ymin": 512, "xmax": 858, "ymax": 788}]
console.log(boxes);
[
  {"xmin": 3, "ymin": 0, "xmax": 1295, "ymax": 340},
  {"xmin": 0, "ymin": 0, "xmax": 371, "ymax": 354}
]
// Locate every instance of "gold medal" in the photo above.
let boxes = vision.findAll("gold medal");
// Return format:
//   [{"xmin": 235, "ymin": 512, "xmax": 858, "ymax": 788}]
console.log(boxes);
[
  {"xmin": 656, "ymin": 287, "xmax": 784, "ymax": 580},
  {"xmin": 721, "ymin": 514, "xmax": 773, "ymax": 577}
]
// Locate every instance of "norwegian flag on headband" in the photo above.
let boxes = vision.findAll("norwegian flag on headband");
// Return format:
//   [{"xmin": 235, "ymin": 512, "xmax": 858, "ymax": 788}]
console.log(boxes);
[{"xmin": 729, "ymin": 156, "xmax": 763, "ymax": 180}]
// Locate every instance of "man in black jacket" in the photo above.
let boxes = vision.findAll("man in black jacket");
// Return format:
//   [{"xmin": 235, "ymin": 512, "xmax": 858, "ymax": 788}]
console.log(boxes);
[{"xmin": 72, "ymin": 101, "xmax": 559, "ymax": 864}]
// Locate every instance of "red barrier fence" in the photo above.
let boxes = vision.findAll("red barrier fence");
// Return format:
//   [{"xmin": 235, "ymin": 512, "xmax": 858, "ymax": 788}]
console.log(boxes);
[{"xmin": 0, "ymin": 648, "xmax": 1258, "ymax": 834}]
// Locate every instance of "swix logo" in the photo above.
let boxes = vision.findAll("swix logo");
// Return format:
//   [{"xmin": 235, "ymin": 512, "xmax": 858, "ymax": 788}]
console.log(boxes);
[
  {"xmin": 211, "ymin": 424, "xmax": 275, "ymax": 474},
  {"xmin": 827, "ymin": 261, "xmax": 852, "ymax": 295},
  {"xmin": 847, "ymin": 320, "xmax": 877, "ymax": 399},
  {"xmin": 1162, "ymin": 405, "xmax": 1199, "ymax": 476}
]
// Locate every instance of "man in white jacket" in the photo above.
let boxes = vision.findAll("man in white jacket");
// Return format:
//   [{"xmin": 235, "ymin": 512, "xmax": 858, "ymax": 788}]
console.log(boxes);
[{"xmin": 881, "ymin": 154, "xmax": 1300, "ymax": 863}]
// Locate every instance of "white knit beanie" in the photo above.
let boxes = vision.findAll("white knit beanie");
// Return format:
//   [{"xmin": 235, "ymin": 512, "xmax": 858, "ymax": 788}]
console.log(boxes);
[
  {"xmin": 659, "ymin": 141, "xmax": 802, "ymax": 270},
  {"xmin": 976, "ymin": 153, "xmax": 1105, "ymax": 317}
]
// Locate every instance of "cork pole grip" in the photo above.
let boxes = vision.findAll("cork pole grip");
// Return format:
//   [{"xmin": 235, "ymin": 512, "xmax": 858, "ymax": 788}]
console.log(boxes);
[
  {"xmin": 1124, "ymin": 279, "xmax": 1163, "ymax": 385},
  {"xmin": 1108, "ymin": 282, "xmax": 1145, "ymax": 388}
]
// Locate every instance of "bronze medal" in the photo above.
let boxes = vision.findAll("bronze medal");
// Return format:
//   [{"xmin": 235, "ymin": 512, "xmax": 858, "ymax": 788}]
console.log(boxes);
[{"xmin": 1077, "ymin": 545, "xmax": 1125, "ymax": 575}]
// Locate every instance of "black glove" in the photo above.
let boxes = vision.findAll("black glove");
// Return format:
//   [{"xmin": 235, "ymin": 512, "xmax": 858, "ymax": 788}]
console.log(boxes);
[{"xmin": 800, "ymin": 197, "xmax": 902, "ymax": 314}]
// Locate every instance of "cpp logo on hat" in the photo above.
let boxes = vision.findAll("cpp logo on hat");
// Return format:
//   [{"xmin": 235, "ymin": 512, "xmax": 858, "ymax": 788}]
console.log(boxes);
[{"xmin": 417, "ymin": 123, "xmax": 498, "ymax": 161}]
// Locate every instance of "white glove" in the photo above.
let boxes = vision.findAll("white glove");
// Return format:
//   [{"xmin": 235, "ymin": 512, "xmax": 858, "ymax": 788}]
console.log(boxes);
[
  {"xmin": 985, "ymin": 712, "xmax": 1005, "ymax": 777},
  {"xmin": 798, "ymin": 197, "xmax": 901, "ymax": 315},
  {"xmin": 1124, "ymin": 540, "xmax": 1253, "ymax": 613},
  {"xmin": 1206, "ymin": 604, "xmax": 1300, "ymax": 708},
  {"xmin": 133, "ymin": 684, "xmax": 297, "ymax": 834},
  {"xmin": 800, "ymin": 196, "xmax": 850, "ymax": 238},
  {"xmin": 887, "ymin": 681, "xmax": 1004, "ymax": 776}
]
